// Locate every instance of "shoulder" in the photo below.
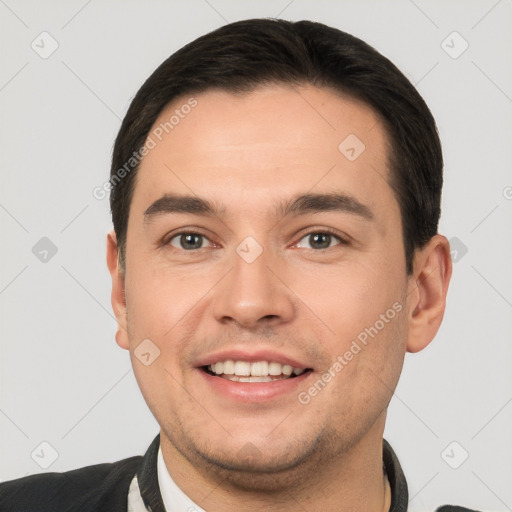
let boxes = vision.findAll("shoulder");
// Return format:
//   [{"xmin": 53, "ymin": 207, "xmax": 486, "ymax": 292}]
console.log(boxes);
[{"xmin": 0, "ymin": 455, "xmax": 142, "ymax": 512}]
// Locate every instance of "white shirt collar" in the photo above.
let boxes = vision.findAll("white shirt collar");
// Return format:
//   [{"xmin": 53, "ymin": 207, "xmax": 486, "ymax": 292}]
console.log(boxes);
[{"xmin": 157, "ymin": 445, "xmax": 207, "ymax": 512}]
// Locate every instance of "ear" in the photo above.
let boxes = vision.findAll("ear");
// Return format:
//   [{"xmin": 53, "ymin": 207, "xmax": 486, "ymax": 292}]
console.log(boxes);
[
  {"xmin": 106, "ymin": 230, "xmax": 129, "ymax": 350},
  {"xmin": 406, "ymin": 234, "xmax": 453, "ymax": 353}
]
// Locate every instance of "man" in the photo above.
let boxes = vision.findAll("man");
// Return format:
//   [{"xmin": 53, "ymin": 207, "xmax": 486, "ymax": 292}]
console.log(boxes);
[{"xmin": 0, "ymin": 18, "xmax": 478, "ymax": 512}]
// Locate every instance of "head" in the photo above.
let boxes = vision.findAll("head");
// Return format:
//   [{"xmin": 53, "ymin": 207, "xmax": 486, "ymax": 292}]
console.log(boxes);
[{"xmin": 107, "ymin": 19, "xmax": 451, "ymax": 490}]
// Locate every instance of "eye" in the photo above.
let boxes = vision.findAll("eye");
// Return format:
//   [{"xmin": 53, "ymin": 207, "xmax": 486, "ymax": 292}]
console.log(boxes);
[
  {"xmin": 168, "ymin": 232, "xmax": 213, "ymax": 251},
  {"xmin": 296, "ymin": 231, "xmax": 344, "ymax": 250}
]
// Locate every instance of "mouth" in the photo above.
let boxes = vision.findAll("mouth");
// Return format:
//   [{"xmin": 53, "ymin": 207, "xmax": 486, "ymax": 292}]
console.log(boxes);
[{"xmin": 202, "ymin": 360, "xmax": 312, "ymax": 382}]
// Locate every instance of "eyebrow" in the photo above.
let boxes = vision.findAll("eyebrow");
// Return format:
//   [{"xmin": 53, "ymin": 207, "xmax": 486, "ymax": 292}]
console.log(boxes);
[{"xmin": 143, "ymin": 192, "xmax": 374, "ymax": 223}]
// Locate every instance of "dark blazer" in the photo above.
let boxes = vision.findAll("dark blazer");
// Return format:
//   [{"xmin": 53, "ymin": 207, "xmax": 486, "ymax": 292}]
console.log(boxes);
[{"xmin": 0, "ymin": 435, "xmax": 480, "ymax": 511}]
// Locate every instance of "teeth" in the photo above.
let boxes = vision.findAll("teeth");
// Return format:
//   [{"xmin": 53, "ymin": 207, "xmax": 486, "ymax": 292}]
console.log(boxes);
[
  {"xmin": 268, "ymin": 362, "xmax": 282, "ymax": 375},
  {"xmin": 223, "ymin": 360, "xmax": 235, "ymax": 375},
  {"xmin": 240, "ymin": 376, "xmax": 273, "ymax": 383},
  {"xmin": 208, "ymin": 360, "xmax": 306, "ymax": 379},
  {"xmin": 282, "ymin": 365, "xmax": 293, "ymax": 376},
  {"xmin": 234, "ymin": 361, "xmax": 251, "ymax": 376},
  {"xmin": 251, "ymin": 361, "xmax": 268, "ymax": 376}
]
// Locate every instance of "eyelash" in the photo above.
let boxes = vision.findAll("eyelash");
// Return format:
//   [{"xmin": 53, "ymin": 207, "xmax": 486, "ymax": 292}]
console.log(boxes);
[
  {"xmin": 295, "ymin": 228, "xmax": 349, "ymax": 249},
  {"xmin": 163, "ymin": 228, "xmax": 349, "ymax": 252},
  {"xmin": 164, "ymin": 229, "xmax": 215, "ymax": 250}
]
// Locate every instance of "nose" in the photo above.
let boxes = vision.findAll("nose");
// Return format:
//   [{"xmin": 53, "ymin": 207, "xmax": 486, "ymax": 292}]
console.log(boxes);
[{"xmin": 212, "ymin": 244, "xmax": 295, "ymax": 329}]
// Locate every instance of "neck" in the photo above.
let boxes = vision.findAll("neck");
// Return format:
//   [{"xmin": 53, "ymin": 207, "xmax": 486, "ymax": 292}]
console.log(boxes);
[{"xmin": 159, "ymin": 424, "xmax": 391, "ymax": 512}]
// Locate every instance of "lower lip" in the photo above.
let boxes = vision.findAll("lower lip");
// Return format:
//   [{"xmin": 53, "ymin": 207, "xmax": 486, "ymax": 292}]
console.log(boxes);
[{"xmin": 198, "ymin": 369, "xmax": 312, "ymax": 402}]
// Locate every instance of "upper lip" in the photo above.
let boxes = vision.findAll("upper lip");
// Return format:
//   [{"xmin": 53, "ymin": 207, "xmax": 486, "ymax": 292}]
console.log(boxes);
[{"xmin": 195, "ymin": 348, "xmax": 311, "ymax": 370}]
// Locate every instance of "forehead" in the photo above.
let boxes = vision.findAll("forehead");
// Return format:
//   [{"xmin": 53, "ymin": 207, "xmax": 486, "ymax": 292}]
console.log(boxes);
[{"xmin": 132, "ymin": 84, "xmax": 396, "ymax": 223}]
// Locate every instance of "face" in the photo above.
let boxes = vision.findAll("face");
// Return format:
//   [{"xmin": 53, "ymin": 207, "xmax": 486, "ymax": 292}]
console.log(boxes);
[{"xmin": 114, "ymin": 85, "xmax": 416, "ymax": 487}]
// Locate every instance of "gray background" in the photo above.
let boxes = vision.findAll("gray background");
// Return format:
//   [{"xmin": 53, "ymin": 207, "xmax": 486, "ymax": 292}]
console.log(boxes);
[{"xmin": 1, "ymin": 0, "xmax": 511, "ymax": 510}]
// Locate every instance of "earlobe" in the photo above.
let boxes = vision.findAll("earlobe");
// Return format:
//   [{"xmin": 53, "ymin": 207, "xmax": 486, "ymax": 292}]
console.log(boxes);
[
  {"xmin": 406, "ymin": 234, "xmax": 453, "ymax": 353},
  {"xmin": 106, "ymin": 230, "xmax": 130, "ymax": 350}
]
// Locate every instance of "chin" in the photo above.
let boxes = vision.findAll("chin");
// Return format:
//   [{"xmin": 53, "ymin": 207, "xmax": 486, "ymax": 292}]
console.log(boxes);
[
  {"xmin": 171, "ymin": 425, "xmax": 344, "ymax": 493},
  {"xmin": 197, "ymin": 450, "xmax": 318, "ymax": 493}
]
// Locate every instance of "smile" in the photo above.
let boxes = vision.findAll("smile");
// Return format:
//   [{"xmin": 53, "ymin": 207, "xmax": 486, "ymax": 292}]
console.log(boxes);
[{"xmin": 204, "ymin": 360, "xmax": 310, "ymax": 382}]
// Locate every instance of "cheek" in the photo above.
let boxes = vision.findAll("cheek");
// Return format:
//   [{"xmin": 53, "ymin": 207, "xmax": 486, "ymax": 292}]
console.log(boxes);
[
  {"xmin": 124, "ymin": 258, "xmax": 196, "ymax": 339},
  {"xmin": 306, "ymin": 307, "xmax": 407, "ymax": 433},
  {"xmin": 292, "ymin": 258, "xmax": 408, "ymax": 400},
  {"xmin": 124, "ymin": 260, "xmax": 218, "ymax": 382},
  {"xmin": 290, "ymin": 259, "xmax": 404, "ymax": 346},
  {"xmin": 130, "ymin": 359, "xmax": 190, "ymax": 435}
]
